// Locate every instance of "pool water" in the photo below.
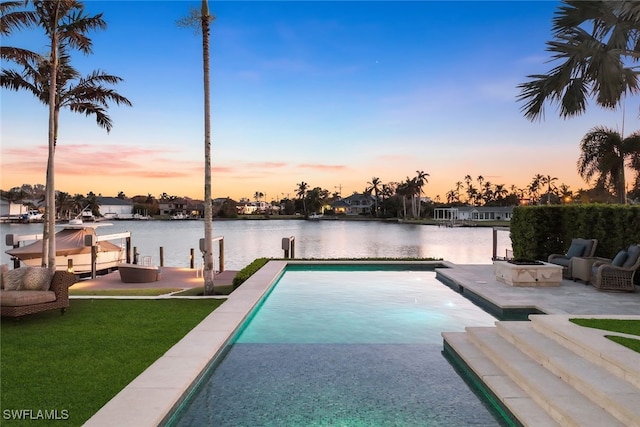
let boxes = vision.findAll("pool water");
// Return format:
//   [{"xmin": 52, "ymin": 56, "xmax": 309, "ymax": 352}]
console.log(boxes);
[{"xmin": 171, "ymin": 266, "xmax": 509, "ymax": 426}]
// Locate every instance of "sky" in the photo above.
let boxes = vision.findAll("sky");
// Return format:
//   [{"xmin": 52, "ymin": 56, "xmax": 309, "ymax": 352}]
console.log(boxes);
[{"xmin": 1, "ymin": 0, "xmax": 637, "ymax": 202}]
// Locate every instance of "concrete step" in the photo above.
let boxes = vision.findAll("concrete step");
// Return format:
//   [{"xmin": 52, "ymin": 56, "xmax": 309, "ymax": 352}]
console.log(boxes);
[
  {"xmin": 443, "ymin": 331, "xmax": 559, "ymax": 427},
  {"xmin": 529, "ymin": 314, "xmax": 640, "ymax": 389},
  {"xmin": 496, "ymin": 321, "xmax": 640, "ymax": 427},
  {"xmin": 466, "ymin": 326, "xmax": 627, "ymax": 427}
]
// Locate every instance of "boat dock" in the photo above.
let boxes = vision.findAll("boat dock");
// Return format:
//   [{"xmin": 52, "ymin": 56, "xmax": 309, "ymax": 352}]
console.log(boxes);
[{"xmin": 70, "ymin": 267, "xmax": 238, "ymax": 293}]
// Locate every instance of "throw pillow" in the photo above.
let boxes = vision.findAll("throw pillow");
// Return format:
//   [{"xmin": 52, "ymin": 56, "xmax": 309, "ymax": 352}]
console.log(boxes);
[
  {"xmin": 19, "ymin": 267, "xmax": 54, "ymax": 291},
  {"xmin": 2, "ymin": 268, "xmax": 27, "ymax": 291},
  {"xmin": 611, "ymin": 250, "xmax": 628, "ymax": 267},
  {"xmin": 623, "ymin": 245, "xmax": 640, "ymax": 269},
  {"xmin": 566, "ymin": 243, "xmax": 585, "ymax": 258},
  {"xmin": 0, "ymin": 264, "xmax": 8, "ymax": 290}
]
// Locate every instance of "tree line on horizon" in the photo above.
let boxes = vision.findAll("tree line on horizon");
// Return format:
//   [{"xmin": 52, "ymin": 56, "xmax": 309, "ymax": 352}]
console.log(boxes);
[{"xmin": 2, "ymin": 164, "xmax": 638, "ymax": 221}]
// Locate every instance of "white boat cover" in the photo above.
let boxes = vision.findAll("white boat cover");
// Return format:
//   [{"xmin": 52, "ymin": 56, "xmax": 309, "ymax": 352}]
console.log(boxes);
[{"xmin": 6, "ymin": 228, "xmax": 122, "ymax": 260}]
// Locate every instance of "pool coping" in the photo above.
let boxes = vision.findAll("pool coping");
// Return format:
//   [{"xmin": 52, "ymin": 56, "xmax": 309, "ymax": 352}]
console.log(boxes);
[{"xmin": 83, "ymin": 260, "xmax": 447, "ymax": 426}]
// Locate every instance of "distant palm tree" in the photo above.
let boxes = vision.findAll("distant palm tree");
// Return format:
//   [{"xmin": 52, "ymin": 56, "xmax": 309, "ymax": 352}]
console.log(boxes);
[
  {"xmin": 296, "ymin": 181, "xmax": 309, "ymax": 215},
  {"xmin": 518, "ymin": 0, "xmax": 639, "ymax": 120},
  {"xmin": 414, "ymin": 170, "xmax": 429, "ymax": 218},
  {"xmin": 367, "ymin": 177, "xmax": 381, "ymax": 216},
  {"xmin": 528, "ymin": 174, "xmax": 545, "ymax": 204},
  {"xmin": 577, "ymin": 126, "xmax": 640, "ymax": 204},
  {"xmin": 541, "ymin": 175, "xmax": 559, "ymax": 204}
]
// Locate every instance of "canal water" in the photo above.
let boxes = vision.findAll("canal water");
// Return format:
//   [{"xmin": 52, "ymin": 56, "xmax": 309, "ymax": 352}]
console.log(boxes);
[{"xmin": 1, "ymin": 219, "xmax": 512, "ymax": 270}]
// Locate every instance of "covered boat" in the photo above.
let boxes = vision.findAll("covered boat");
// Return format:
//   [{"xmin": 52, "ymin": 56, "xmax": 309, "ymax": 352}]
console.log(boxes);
[{"xmin": 6, "ymin": 221, "xmax": 125, "ymax": 274}]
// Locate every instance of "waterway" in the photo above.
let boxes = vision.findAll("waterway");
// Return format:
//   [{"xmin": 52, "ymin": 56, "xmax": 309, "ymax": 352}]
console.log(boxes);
[{"xmin": 1, "ymin": 219, "xmax": 512, "ymax": 270}]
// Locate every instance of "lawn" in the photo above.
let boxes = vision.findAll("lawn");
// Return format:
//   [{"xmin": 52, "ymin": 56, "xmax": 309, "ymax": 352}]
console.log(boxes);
[
  {"xmin": 0, "ymin": 298, "xmax": 223, "ymax": 426},
  {"xmin": 570, "ymin": 318, "xmax": 640, "ymax": 353}
]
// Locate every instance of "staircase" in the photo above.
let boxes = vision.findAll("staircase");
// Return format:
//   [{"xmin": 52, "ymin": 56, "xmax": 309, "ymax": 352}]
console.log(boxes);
[{"xmin": 442, "ymin": 315, "xmax": 640, "ymax": 427}]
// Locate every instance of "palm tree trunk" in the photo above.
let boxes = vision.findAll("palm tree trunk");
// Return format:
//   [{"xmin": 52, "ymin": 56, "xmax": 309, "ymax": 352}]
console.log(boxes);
[
  {"xmin": 201, "ymin": 0, "xmax": 214, "ymax": 295},
  {"xmin": 619, "ymin": 167, "xmax": 627, "ymax": 204},
  {"xmin": 45, "ymin": 6, "xmax": 59, "ymax": 272}
]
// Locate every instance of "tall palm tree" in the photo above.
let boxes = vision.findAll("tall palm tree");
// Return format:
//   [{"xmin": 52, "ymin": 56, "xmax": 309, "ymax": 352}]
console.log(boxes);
[
  {"xmin": 577, "ymin": 126, "xmax": 640, "ymax": 204},
  {"xmin": 518, "ymin": 0, "xmax": 640, "ymax": 120},
  {"xmin": 1, "ymin": 1, "xmax": 128, "ymax": 269}
]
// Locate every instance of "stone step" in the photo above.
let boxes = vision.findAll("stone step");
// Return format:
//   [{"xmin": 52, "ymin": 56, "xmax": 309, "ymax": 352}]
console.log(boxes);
[
  {"xmin": 466, "ymin": 326, "xmax": 627, "ymax": 427},
  {"xmin": 529, "ymin": 314, "xmax": 640, "ymax": 389},
  {"xmin": 442, "ymin": 331, "xmax": 559, "ymax": 427},
  {"xmin": 496, "ymin": 321, "xmax": 640, "ymax": 427}
]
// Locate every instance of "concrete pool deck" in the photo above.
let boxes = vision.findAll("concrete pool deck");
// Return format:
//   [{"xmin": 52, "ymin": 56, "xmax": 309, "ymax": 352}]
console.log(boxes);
[{"xmin": 82, "ymin": 261, "xmax": 640, "ymax": 426}]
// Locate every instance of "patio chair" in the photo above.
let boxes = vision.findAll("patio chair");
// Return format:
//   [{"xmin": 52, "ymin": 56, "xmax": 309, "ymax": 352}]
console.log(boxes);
[
  {"xmin": 547, "ymin": 238, "xmax": 598, "ymax": 278},
  {"xmin": 590, "ymin": 244, "xmax": 640, "ymax": 292}
]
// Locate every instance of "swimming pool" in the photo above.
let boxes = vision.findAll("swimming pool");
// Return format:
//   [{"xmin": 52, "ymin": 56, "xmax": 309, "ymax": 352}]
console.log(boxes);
[{"xmin": 169, "ymin": 265, "xmax": 511, "ymax": 426}]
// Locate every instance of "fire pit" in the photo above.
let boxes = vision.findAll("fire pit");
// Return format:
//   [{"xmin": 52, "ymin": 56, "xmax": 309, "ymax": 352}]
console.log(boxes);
[{"xmin": 494, "ymin": 260, "xmax": 562, "ymax": 287}]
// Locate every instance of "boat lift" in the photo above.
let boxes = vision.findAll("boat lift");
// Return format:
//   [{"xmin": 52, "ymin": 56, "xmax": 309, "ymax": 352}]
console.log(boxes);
[{"xmin": 6, "ymin": 230, "xmax": 132, "ymax": 278}]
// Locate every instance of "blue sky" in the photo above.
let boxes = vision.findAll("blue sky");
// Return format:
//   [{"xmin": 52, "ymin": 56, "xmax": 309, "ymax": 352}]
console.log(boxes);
[{"xmin": 1, "ymin": 1, "xmax": 634, "ymax": 201}]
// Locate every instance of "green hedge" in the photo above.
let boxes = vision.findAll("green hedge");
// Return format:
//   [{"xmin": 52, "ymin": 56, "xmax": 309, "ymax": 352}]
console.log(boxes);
[
  {"xmin": 511, "ymin": 204, "xmax": 640, "ymax": 260},
  {"xmin": 232, "ymin": 257, "xmax": 269, "ymax": 287}
]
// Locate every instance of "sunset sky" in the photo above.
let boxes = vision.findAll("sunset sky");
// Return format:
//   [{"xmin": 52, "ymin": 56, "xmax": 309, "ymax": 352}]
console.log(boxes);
[{"xmin": 1, "ymin": 1, "xmax": 635, "ymax": 202}]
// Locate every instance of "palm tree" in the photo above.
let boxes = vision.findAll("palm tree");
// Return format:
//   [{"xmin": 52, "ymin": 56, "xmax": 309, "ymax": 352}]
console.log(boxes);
[
  {"xmin": 0, "ymin": 1, "xmax": 38, "ymax": 61},
  {"xmin": 1, "ymin": 1, "xmax": 129, "ymax": 269},
  {"xmin": 528, "ymin": 174, "xmax": 545, "ymax": 204},
  {"xmin": 518, "ymin": 0, "xmax": 640, "ymax": 120},
  {"xmin": 414, "ymin": 170, "xmax": 429, "ymax": 218},
  {"xmin": 577, "ymin": 126, "xmax": 640, "ymax": 204},
  {"xmin": 395, "ymin": 181, "xmax": 409, "ymax": 218},
  {"xmin": 296, "ymin": 181, "xmax": 309, "ymax": 215},
  {"xmin": 176, "ymin": 1, "xmax": 215, "ymax": 293},
  {"xmin": 366, "ymin": 177, "xmax": 381, "ymax": 217},
  {"xmin": 541, "ymin": 175, "xmax": 559, "ymax": 204}
]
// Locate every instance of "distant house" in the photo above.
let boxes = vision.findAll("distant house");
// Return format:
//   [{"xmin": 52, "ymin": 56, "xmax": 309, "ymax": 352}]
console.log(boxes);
[
  {"xmin": 433, "ymin": 206, "xmax": 514, "ymax": 222},
  {"xmin": 0, "ymin": 199, "xmax": 29, "ymax": 219},
  {"xmin": 158, "ymin": 198, "xmax": 189, "ymax": 216},
  {"xmin": 97, "ymin": 197, "xmax": 134, "ymax": 219},
  {"xmin": 331, "ymin": 193, "xmax": 375, "ymax": 215}
]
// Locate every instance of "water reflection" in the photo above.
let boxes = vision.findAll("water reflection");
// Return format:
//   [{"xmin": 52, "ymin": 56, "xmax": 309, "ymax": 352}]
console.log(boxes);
[{"xmin": 1, "ymin": 220, "xmax": 512, "ymax": 269}]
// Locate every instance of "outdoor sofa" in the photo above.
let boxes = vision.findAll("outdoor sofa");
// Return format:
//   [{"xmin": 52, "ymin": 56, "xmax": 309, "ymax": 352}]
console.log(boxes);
[
  {"xmin": 547, "ymin": 238, "xmax": 598, "ymax": 278},
  {"xmin": 0, "ymin": 265, "xmax": 77, "ymax": 318},
  {"xmin": 590, "ymin": 243, "xmax": 640, "ymax": 292}
]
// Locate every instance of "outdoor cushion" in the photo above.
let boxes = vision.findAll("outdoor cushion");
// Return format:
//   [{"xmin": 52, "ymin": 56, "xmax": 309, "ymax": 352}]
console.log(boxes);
[
  {"xmin": 612, "ymin": 251, "xmax": 628, "ymax": 267},
  {"xmin": 551, "ymin": 258, "xmax": 571, "ymax": 267},
  {"xmin": 2, "ymin": 269, "xmax": 26, "ymax": 291},
  {"xmin": 566, "ymin": 243, "xmax": 586, "ymax": 258},
  {"xmin": 623, "ymin": 245, "xmax": 640, "ymax": 268},
  {"xmin": 18, "ymin": 267, "xmax": 53, "ymax": 291},
  {"xmin": 0, "ymin": 264, "xmax": 8, "ymax": 290},
  {"xmin": 0, "ymin": 290, "xmax": 56, "ymax": 307}
]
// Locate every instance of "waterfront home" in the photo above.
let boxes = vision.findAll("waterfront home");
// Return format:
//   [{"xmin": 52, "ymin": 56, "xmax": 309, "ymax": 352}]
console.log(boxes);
[
  {"xmin": 158, "ymin": 198, "xmax": 192, "ymax": 217},
  {"xmin": 0, "ymin": 199, "xmax": 30, "ymax": 220},
  {"xmin": 433, "ymin": 206, "xmax": 514, "ymax": 222},
  {"xmin": 97, "ymin": 197, "xmax": 134, "ymax": 219},
  {"xmin": 331, "ymin": 193, "xmax": 375, "ymax": 215}
]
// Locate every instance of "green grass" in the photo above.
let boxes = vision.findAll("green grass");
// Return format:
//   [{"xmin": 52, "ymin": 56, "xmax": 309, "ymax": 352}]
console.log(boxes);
[
  {"xmin": 69, "ymin": 288, "xmax": 183, "ymax": 296},
  {"xmin": 172, "ymin": 284, "xmax": 235, "ymax": 296},
  {"xmin": 570, "ymin": 318, "xmax": 640, "ymax": 353},
  {"xmin": 1, "ymin": 299, "xmax": 223, "ymax": 426}
]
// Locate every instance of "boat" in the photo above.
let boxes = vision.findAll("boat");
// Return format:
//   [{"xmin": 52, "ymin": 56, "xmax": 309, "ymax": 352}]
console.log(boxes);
[
  {"xmin": 5, "ymin": 219, "xmax": 125, "ymax": 274},
  {"xmin": 21, "ymin": 210, "xmax": 44, "ymax": 222},
  {"xmin": 307, "ymin": 213, "xmax": 324, "ymax": 220}
]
